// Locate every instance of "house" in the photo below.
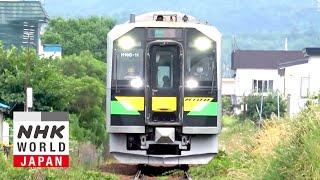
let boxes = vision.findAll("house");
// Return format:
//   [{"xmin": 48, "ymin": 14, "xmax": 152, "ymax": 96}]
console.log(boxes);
[
  {"xmin": 0, "ymin": 0, "xmax": 48, "ymax": 53},
  {"xmin": 39, "ymin": 44, "xmax": 62, "ymax": 59},
  {"xmin": 0, "ymin": 102, "xmax": 10, "ymax": 146},
  {"xmin": 222, "ymin": 78, "xmax": 236, "ymax": 96},
  {"xmin": 229, "ymin": 48, "xmax": 320, "ymax": 116},
  {"xmin": 279, "ymin": 48, "xmax": 320, "ymax": 115},
  {"xmin": 231, "ymin": 50, "xmax": 305, "ymax": 96}
]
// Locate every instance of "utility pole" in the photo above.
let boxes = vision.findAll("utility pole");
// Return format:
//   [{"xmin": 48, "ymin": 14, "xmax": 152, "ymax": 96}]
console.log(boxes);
[
  {"xmin": 284, "ymin": 37, "xmax": 288, "ymax": 51},
  {"xmin": 22, "ymin": 21, "xmax": 35, "ymax": 112},
  {"xmin": 277, "ymin": 90, "xmax": 280, "ymax": 118},
  {"xmin": 256, "ymin": 83, "xmax": 264, "ymax": 128}
]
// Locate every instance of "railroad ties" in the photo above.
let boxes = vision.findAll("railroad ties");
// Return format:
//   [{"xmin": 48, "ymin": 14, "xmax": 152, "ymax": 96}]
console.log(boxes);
[{"xmin": 132, "ymin": 164, "xmax": 192, "ymax": 180}]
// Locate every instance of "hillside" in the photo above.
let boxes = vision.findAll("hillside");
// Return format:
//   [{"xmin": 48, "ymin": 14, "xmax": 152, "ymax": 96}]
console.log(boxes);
[
  {"xmin": 43, "ymin": 1, "xmax": 320, "ymax": 77},
  {"xmin": 44, "ymin": 0, "xmax": 320, "ymax": 33}
]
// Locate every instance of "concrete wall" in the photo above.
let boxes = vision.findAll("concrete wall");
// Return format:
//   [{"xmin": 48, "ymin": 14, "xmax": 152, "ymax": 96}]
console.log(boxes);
[
  {"xmin": 2, "ymin": 121, "xmax": 9, "ymax": 145},
  {"xmin": 222, "ymin": 78, "xmax": 235, "ymax": 96}
]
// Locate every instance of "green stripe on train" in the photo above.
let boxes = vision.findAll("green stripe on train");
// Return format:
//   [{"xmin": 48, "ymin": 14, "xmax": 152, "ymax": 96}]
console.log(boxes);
[
  {"xmin": 187, "ymin": 102, "xmax": 218, "ymax": 116},
  {"xmin": 111, "ymin": 101, "xmax": 140, "ymax": 115}
]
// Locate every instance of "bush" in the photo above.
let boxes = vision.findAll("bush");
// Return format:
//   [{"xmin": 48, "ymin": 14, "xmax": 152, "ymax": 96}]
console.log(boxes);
[
  {"xmin": 245, "ymin": 93, "xmax": 286, "ymax": 122},
  {"xmin": 222, "ymin": 95, "xmax": 233, "ymax": 114}
]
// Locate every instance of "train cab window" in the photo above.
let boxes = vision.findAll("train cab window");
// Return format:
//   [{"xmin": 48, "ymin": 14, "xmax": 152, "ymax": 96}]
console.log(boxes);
[
  {"xmin": 115, "ymin": 50, "xmax": 143, "ymax": 81},
  {"xmin": 187, "ymin": 49, "xmax": 214, "ymax": 81},
  {"xmin": 156, "ymin": 51, "xmax": 173, "ymax": 88},
  {"xmin": 111, "ymin": 28, "xmax": 146, "ymax": 87},
  {"xmin": 186, "ymin": 29, "xmax": 216, "ymax": 87}
]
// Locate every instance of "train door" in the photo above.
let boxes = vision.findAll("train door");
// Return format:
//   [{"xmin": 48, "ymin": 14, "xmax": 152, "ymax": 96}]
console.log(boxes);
[{"xmin": 146, "ymin": 44, "xmax": 183, "ymax": 125}]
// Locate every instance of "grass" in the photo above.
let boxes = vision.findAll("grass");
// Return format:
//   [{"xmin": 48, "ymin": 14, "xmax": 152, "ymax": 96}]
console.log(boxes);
[
  {"xmin": 0, "ymin": 150, "xmax": 118, "ymax": 180},
  {"xmin": 188, "ymin": 105, "xmax": 320, "ymax": 179},
  {"xmin": 1, "ymin": 106, "xmax": 319, "ymax": 179}
]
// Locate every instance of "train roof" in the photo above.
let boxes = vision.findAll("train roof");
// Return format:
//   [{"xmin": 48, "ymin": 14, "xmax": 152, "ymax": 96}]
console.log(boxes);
[
  {"xmin": 109, "ymin": 11, "xmax": 221, "ymax": 42},
  {"xmin": 128, "ymin": 11, "xmax": 199, "ymax": 23}
]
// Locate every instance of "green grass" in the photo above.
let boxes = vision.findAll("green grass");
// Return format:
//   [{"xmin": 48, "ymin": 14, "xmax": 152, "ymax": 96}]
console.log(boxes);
[
  {"xmin": 1, "ymin": 107, "xmax": 319, "ymax": 179},
  {"xmin": 0, "ymin": 153, "xmax": 118, "ymax": 180},
  {"xmin": 263, "ymin": 107, "xmax": 320, "ymax": 179},
  {"xmin": 189, "ymin": 106, "xmax": 320, "ymax": 179}
]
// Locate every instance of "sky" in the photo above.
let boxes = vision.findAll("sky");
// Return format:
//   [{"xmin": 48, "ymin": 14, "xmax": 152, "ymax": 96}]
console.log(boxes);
[{"xmin": 43, "ymin": 0, "xmax": 320, "ymax": 33}]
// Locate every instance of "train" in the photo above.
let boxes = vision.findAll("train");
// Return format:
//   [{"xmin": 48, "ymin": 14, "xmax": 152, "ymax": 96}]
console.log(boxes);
[{"xmin": 106, "ymin": 11, "xmax": 221, "ymax": 165}]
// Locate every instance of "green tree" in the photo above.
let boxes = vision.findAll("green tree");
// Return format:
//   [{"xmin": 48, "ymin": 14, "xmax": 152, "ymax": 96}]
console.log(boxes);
[
  {"xmin": 245, "ymin": 93, "xmax": 286, "ymax": 121},
  {"xmin": 42, "ymin": 16, "xmax": 116, "ymax": 61},
  {"xmin": 222, "ymin": 95, "xmax": 233, "ymax": 114},
  {"xmin": 0, "ymin": 43, "xmax": 107, "ymax": 146},
  {"xmin": 57, "ymin": 51, "xmax": 105, "ymax": 82}
]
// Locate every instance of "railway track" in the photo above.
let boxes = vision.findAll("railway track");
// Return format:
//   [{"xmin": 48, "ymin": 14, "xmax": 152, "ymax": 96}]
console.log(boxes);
[
  {"xmin": 132, "ymin": 164, "xmax": 192, "ymax": 180},
  {"xmin": 100, "ymin": 163, "xmax": 193, "ymax": 179}
]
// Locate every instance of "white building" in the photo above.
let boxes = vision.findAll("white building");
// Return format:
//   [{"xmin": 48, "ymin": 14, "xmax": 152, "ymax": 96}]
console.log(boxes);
[
  {"xmin": 39, "ymin": 44, "xmax": 62, "ymax": 59},
  {"xmin": 221, "ymin": 78, "xmax": 235, "ymax": 96},
  {"xmin": 0, "ymin": 103, "xmax": 10, "ymax": 146},
  {"xmin": 279, "ymin": 48, "xmax": 320, "ymax": 115},
  {"xmin": 226, "ymin": 48, "xmax": 320, "ymax": 116}
]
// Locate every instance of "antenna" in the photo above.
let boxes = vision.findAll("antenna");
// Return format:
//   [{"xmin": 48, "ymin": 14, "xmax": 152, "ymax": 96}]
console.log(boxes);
[
  {"xmin": 284, "ymin": 37, "xmax": 288, "ymax": 51},
  {"xmin": 232, "ymin": 35, "xmax": 239, "ymax": 52}
]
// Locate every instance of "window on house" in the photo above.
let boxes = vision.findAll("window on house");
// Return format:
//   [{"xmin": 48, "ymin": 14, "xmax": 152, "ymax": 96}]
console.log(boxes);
[
  {"xmin": 269, "ymin": 80, "xmax": 273, "ymax": 90},
  {"xmin": 258, "ymin": 80, "xmax": 263, "ymax": 92},
  {"xmin": 253, "ymin": 80, "xmax": 257, "ymax": 92},
  {"xmin": 252, "ymin": 80, "xmax": 274, "ymax": 93},
  {"xmin": 263, "ymin": 81, "xmax": 268, "ymax": 92}
]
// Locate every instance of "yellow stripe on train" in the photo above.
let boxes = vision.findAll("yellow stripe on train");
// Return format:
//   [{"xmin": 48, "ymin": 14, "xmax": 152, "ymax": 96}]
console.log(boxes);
[
  {"xmin": 152, "ymin": 97, "xmax": 176, "ymax": 112},
  {"xmin": 184, "ymin": 97, "xmax": 213, "ymax": 111},
  {"xmin": 115, "ymin": 96, "xmax": 144, "ymax": 111}
]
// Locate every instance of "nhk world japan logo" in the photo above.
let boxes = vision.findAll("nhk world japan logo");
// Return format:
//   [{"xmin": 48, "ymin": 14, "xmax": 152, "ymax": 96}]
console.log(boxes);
[{"xmin": 13, "ymin": 112, "xmax": 69, "ymax": 167}]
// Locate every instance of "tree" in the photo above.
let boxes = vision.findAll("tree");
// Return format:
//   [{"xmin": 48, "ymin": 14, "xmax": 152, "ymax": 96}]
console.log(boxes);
[
  {"xmin": 222, "ymin": 95, "xmax": 233, "ymax": 114},
  {"xmin": 57, "ymin": 51, "xmax": 105, "ymax": 82},
  {"xmin": 42, "ymin": 16, "xmax": 116, "ymax": 61},
  {"xmin": 245, "ymin": 93, "xmax": 286, "ymax": 121},
  {"xmin": 0, "ymin": 44, "xmax": 107, "ymax": 146}
]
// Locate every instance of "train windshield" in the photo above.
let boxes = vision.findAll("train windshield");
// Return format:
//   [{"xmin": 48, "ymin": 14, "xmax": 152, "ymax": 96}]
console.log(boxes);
[
  {"xmin": 112, "ymin": 28, "xmax": 145, "ymax": 86},
  {"xmin": 115, "ymin": 49, "xmax": 144, "ymax": 80},
  {"xmin": 186, "ymin": 29, "xmax": 216, "ymax": 87},
  {"xmin": 156, "ymin": 50, "xmax": 174, "ymax": 88}
]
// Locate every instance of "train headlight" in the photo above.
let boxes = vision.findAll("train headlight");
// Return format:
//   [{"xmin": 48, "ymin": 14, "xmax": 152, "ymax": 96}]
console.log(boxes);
[
  {"xmin": 130, "ymin": 77, "xmax": 143, "ymax": 88},
  {"xmin": 194, "ymin": 37, "xmax": 212, "ymax": 51},
  {"xmin": 118, "ymin": 36, "xmax": 136, "ymax": 50},
  {"xmin": 196, "ymin": 66, "xmax": 204, "ymax": 74},
  {"xmin": 186, "ymin": 79, "xmax": 199, "ymax": 88}
]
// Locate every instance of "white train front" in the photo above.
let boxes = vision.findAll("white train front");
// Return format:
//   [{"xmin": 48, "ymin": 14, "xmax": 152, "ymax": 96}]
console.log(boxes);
[{"xmin": 106, "ymin": 11, "xmax": 222, "ymax": 165}]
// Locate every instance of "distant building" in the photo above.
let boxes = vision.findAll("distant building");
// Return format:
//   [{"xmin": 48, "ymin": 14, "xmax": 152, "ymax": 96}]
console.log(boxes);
[
  {"xmin": 222, "ymin": 78, "xmax": 235, "ymax": 96},
  {"xmin": 279, "ymin": 48, "xmax": 320, "ymax": 115},
  {"xmin": 0, "ymin": 102, "xmax": 9, "ymax": 145},
  {"xmin": 226, "ymin": 48, "xmax": 320, "ymax": 116},
  {"xmin": 0, "ymin": 0, "xmax": 48, "ymax": 53},
  {"xmin": 231, "ymin": 50, "xmax": 304, "ymax": 96},
  {"xmin": 39, "ymin": 44, "xmax": 62, "ymax": 59}
]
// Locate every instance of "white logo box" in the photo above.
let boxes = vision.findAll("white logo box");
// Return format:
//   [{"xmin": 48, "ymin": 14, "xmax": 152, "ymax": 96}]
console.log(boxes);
[{"xmin": 13, "ymin": 112, "xmax": 69, "ymax": 156}]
